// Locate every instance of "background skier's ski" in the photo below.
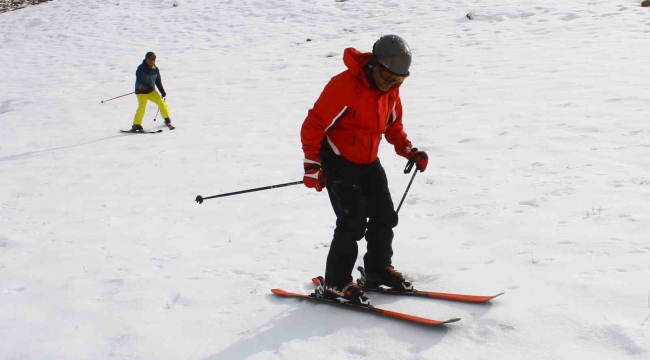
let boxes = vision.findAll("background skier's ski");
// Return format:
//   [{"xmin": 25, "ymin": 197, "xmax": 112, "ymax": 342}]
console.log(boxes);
[{"xmin": 119, "ymin": 129, "xmax": 163, "ymax": 134}]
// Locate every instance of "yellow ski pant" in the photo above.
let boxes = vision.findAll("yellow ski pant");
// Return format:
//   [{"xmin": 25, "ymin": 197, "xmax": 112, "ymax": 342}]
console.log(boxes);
[{"xmin": 133, "ymin": 91, "xmax": 170, "ymax": 125}]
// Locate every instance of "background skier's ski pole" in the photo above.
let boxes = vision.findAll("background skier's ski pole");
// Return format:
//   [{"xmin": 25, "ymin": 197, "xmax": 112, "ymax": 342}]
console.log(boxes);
[
  {"xmin": 100, "ymin": 90, "xmax": 143, "ymax": 103},
  {"xmin": 153, "ymin": 97, "xmax": 165, "ymax": 121},
  {"xmin": 396, "ymin": 159, "xmax": 420, "ymax": 214},
  {"xmin": 195, "ymin": 180, "xmax": 304, "ymax": 204}
]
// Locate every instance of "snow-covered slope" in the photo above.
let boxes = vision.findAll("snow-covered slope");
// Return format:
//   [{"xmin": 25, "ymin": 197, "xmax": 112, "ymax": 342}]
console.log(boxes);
[{"xmin": 1, "ymin": 1, "xmax": 649, "ymax": 359}]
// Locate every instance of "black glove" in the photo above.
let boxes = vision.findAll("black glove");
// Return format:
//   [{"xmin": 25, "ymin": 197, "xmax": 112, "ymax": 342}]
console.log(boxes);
[{"xmin": 160, "ymin": 91, "xmax": 166, "ymax": 98}]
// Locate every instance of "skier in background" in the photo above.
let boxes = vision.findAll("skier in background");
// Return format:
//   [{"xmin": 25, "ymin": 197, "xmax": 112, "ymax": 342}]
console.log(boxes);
[
  {"xmin": 131, "ymin": 52, "xmax": 172, "ymax": 132},
  {"xmin": 300, "ymin": 35, "xmax": 429, "ymax": 305}
]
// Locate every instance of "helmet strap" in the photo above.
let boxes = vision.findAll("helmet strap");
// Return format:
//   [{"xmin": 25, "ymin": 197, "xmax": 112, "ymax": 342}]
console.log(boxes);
[
  {"xmin": 363, "ymin": 64, "xmax": 379, "ymax": 90},
  {"xmin": 368, "ymin": 55, "xmax": 378, "ymax": 69}
]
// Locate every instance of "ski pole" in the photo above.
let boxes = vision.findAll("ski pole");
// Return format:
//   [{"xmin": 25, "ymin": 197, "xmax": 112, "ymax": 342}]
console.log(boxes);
[
  {"xmin": 100, "ymin": 90, "xmax": 144, "ymax": 103},
  {"xmin": 396, "ymin": 159, "xmax": 420, "ymax": 214},
  {"xmin": 195, "ymin": 180, "xmax": 304, "ymax": 204},
  {"xmin": 153, "ymin": 97, "xmax": 166, "ymax": 121}
]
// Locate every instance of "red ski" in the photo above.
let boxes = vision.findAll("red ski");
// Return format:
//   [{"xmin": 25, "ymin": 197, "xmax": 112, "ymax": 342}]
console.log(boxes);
[
  {"xmin": 357, "ymin": 286, "xmax": 504, "ymax": 303},
  {"xmin": 312, "ymin": 272, "xmax": 504, "ymax": 304},
  {"xmin": 271, "ymin": 288, "xmax": 460, "ymax": 326}
]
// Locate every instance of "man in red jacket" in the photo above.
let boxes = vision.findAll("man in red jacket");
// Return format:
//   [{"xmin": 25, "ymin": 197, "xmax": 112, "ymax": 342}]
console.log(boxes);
[{"xmin": 300, "ymin": 35, "xmax": 428, "ymax": 305}]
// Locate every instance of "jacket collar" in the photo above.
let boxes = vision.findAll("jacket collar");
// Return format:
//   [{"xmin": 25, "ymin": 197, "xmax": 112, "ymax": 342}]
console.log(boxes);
[
  {"xmin": 343, "ymin": 47, "xmax": 400, "ymax": 92},
  {"xmin": 343, "ymin": 47, "xmax": 372, "ymax": 88},
  {"xmin": 141, "ymin": 59, "xmax": 156, "ymax": 70}
]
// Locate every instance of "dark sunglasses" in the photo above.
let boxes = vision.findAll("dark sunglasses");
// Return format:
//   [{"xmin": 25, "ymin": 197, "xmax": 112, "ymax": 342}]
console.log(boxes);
[
  {"xmin": 378, "ymin": 64, "xmax": 408, "ymax": 84},
  {"xmin": 147, "ymin": 57, "xmax": 156, "ymax": 61}
]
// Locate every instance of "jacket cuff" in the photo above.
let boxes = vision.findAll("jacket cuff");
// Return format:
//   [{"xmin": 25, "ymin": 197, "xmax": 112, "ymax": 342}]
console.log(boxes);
[
  {"xmin": 303, "ymin": 157, "xmax": 321, "ymax": 170},
  {"xmin": 395, "ymin": 140, "xmax": 415, "ymax": 159}
]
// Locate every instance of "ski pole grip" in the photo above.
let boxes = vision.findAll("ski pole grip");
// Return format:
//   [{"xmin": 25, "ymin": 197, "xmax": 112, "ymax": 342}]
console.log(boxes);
[{"xmin": 404, "ymin": 159, "xmax": 415, "ymax": 174}]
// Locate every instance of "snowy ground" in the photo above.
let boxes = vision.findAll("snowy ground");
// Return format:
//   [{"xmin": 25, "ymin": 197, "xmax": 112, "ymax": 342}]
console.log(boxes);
[{"xmin": 1, "ymin": 0, "xmax": 649, "ymax": 359}]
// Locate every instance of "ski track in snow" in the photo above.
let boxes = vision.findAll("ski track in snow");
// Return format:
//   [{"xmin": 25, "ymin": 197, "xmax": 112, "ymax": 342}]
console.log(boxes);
[{"xmin": 1, "ymin": 0, "xmax": 649, "ymax": 359}]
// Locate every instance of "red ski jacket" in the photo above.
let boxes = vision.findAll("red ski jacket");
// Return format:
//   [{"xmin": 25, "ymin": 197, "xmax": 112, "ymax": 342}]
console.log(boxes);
[{"xmin": 301, "ymin": 48, "xmax": 414, "ymax": 165}]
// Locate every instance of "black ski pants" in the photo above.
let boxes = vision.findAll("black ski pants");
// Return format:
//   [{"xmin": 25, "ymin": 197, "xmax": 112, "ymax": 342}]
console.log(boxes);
[{"xmin": 320, "ymin": 152, "xmax": 398, "ymax": 287}]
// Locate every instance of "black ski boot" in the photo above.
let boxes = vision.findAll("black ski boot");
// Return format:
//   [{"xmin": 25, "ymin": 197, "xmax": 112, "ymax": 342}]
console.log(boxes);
[
  {"xmin": 163, "ymin": 117, "xmax": 175, "ymax": 130},
  {"xmin": 316, "ymin": 280, "xmax": 370, "ymax": 306},
  {"xmin": 131, "ymin": 124, "xmax": 144, "ymax": 132},
  {"xmin": 361, "ymin": 266, "xmax": 413, "ymax": 291}
]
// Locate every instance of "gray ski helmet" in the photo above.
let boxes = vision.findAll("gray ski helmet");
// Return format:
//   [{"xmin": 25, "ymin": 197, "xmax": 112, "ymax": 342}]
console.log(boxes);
[{"xmin": 372, "ymin": 35, "xmax": 411, "ymax": 76}]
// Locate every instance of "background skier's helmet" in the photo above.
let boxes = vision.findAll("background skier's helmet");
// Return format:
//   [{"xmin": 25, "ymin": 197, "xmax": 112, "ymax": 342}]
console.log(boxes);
[{"xmin": 372, "ymin": 35, "xmax": 411, "ymax": 76}]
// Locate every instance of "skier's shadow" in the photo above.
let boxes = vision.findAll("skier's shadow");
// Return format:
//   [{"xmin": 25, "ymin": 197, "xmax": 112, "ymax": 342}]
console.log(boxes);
[
  {"xmin": 0, "ymin": 134, "xmax": 131, "ymax": 162},
  {"xmin": 203, "ymin": 294, "xmax": 452, "ymax": 360}
]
